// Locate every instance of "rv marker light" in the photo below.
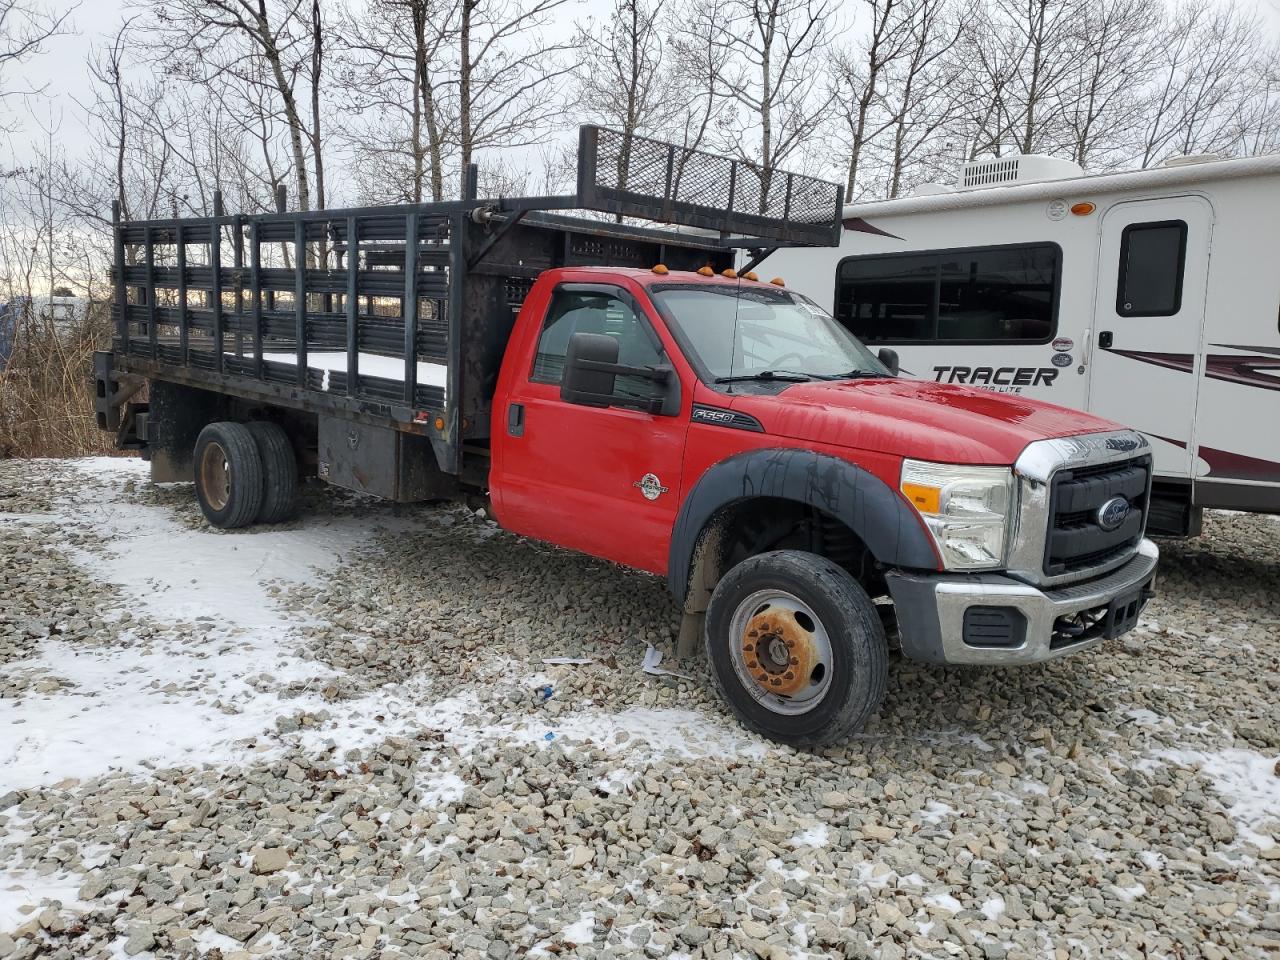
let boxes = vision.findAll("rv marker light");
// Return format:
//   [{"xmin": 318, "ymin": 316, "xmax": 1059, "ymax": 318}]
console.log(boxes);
[{"xmin": 1070, "ymin": 202, "xmax": 1096, "ymax": 216}]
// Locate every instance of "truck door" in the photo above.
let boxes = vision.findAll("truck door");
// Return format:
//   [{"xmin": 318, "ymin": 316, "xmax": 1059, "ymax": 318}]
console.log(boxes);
[
  {"xmin": 492, "ymin": 282, "xmax": 688, "ymax": 575},
  {"xmin": 1086, "ymin": 196, "xmax": 1212, "ymax": 477}
]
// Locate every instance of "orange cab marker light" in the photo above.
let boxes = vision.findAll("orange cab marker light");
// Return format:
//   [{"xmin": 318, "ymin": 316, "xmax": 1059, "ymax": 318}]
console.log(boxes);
[
  {"xmin": 434, "ymin": 416, "xmax": 446, "ymax": 431},
  {"xmin": 696, "ymin": 265, "xmax": 715, "ymax": 277},
  {"xmin": 651, "ymin": 263, "xmax": 669, "ymax": 275},
  {"xmin": 1070, "ymin": 201, "xmax": 1096, "ymax": 216},
  {"xmin": 769, "ymin": 277, "xmax": 785, "ymax": 287},
  {"xmin": 901, "ymin": 482, "xmax": 940, "ymax": 514},
  {"xmin": 743, "ymin": 271, "xmax": 759, "ymax": 281},
  {"xmin": 721, "ymin": 268, "xmax": 738, "ymax": 279}
]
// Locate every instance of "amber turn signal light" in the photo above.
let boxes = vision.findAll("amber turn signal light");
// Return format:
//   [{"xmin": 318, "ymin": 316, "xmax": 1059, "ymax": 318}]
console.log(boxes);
[{"xmin": 1070, "ymin": 202, "xmax": 1096, "ymax": 216}]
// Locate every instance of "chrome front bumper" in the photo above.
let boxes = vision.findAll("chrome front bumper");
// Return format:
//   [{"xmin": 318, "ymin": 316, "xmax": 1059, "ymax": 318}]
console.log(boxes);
[{"xmin": 886, "ymin": 539, "xmax": 1159, "ymax": 665}]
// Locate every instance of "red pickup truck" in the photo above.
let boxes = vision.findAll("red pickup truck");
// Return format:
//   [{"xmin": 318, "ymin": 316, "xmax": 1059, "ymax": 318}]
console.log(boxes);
[{"xmin": 96, "ymin": 127, "xmax": 1158, "ymax": 746}]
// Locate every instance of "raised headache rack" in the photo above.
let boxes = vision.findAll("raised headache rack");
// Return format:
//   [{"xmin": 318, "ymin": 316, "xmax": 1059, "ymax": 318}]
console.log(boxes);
[{"xmin": 104, "ymin": 126, "xmax": 843, "ymax": 475}]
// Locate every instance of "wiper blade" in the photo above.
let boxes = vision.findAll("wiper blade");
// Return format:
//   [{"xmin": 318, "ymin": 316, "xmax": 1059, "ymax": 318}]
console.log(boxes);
[
  {"xmin": 714, "ymin": 369, "xmax": 812, "ymax": 384},
  {"xmin": 819, "ymin": 370, "xmax": 890, "ymax": 381}
]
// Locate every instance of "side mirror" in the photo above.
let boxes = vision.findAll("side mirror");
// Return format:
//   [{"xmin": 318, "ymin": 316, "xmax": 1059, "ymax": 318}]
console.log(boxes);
[
  {"xmin": 561, "ymin": 331, "xmax": 620, "ymax": 406},
  {"xmin": 877, "ymin": 347, "xmax": 900, "ymax": 377},
  {"xmin": 560, "ymin": 330, "xmax": 677, "ymax": 413}
]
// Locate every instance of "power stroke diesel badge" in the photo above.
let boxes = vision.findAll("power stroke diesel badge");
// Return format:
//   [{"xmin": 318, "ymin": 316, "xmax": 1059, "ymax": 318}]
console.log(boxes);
[{"xmin": 634, "ymin": 474, "xmax": 669, "ymax": 501}]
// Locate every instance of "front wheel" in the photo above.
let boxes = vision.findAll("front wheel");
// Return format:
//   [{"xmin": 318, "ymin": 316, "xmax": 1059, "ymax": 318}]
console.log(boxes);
[{"xmin": 705, "ymin": 550, "xmax": 887, "ymax": 748}]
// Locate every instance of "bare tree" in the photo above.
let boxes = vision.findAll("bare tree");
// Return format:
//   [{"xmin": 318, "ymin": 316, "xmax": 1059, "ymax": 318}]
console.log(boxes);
[
  {"xmin": 1060, "ymin": 0, "xmax": 1160, "ymax": 169},
  {"xmin": 148, "ymin": 0, "xmax": 323, "ymax": 211},
  {"xmin": 879, "ymin": 0, "xmax": 961, "ymax": 196},
  {"xmin": 1136, "ymin": 0, "xmax": 1263, "ymax": 166},
  {"xmin": 831, "ymin": 0, "xmax": 918, "ymax": 198},
  {"xmin": 334, "ymin": 0, "xmax": 452, "ymax": 203},
  {"xmin": 0, "ymin": 0, "xmax": 76, "ymax": 108},
  {"xmin": 573, "ymin": 0, "xmax": 671, "ymax": 195},
  {"xmin": 453, "ymin": 0, "xmax": 579, "ymax": 196},
  {"xmin": 695, "ymin": 0, "xmax": 836, "ymax": 209}
]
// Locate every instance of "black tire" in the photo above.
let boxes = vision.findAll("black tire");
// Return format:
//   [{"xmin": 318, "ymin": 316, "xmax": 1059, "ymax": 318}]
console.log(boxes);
[
  {"xmin": 704, "ymin": 550, "xmax": 888, "ymax": 748},
  {"xmin": 193, "ymin": 421, "xmax": 265, "ymax": 529},
  {"xmin": 245, "ymin": 420, "xmax": 299, "ymax": 524}
]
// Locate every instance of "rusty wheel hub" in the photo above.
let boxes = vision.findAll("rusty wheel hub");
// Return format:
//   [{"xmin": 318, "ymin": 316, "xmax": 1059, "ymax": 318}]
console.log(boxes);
[
  {"xmin": 729, "ymin": 590, "xmax": 833, "ymax": 715},
  {"xmin": 198, "ymin": 441, "xmax": 232, "ymax": 512},
  {"xmin": 741, "ymin": 609, "xmax": 816, "ymax": 697}
]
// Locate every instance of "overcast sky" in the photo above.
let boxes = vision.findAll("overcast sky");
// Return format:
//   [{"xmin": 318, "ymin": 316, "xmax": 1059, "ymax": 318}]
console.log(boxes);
[{"xmin": 5, "ymin": 0, "xmax": 1280, "ymax": 168}]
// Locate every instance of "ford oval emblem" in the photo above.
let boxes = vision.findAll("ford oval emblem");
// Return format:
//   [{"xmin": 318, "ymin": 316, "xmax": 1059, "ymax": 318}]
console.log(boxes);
[{"xmin": 1097, "ymin": 496, "xmax": 1130, "ymax": 531}]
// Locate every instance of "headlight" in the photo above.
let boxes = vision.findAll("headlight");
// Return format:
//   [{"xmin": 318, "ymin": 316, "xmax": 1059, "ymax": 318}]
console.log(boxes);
[{"xmin": 900, "ymin": 460, "xmax": 1014, "ymax": 570}]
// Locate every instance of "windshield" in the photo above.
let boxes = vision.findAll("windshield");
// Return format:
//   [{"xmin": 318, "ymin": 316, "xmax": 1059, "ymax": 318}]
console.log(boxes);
[{"xmin": 651, "ymin": 284, "xmax": 888, "ymax": 384}]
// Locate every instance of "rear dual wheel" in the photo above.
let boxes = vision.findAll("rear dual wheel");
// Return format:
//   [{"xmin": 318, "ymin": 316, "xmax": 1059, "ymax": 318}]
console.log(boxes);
[
  {"xmin": 193, "ymin": 420, "xmax": 298, "ymax": 529},
  {"xmin": 705, "ymin": 550, "xmax": 887, "ymax": 748}
]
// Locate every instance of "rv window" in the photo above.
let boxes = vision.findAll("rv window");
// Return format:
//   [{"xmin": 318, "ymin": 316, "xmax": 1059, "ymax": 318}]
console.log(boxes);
[
  {"xmin": 835, "ymin": 253, "xmax": 935, "ymax": 342},
  {"xmin": 835, "ymin": 242, "xmax": 1060, "ymax": 343},
  {"xmin": 1117, "ymin": 220, "xmax": 1186, "ymax": 317}
]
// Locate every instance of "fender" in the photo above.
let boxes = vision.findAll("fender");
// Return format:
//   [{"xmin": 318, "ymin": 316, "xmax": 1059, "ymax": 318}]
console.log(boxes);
[{"xmin": 667, "ymin": 448, "xmax": 940, "ymax": 599}]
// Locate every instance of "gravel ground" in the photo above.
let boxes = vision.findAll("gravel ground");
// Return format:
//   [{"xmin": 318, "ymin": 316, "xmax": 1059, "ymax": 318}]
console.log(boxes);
[{"xmin": 0, "ymin": 456, "xmax": 1277, "ymax": 960}]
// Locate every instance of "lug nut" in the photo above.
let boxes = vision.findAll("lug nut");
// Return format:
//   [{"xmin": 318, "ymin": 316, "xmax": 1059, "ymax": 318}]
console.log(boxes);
[
  {"xmin": 784, "ymin": 671, "xmax": 794, "ymax": 680},
  {"xmin": 747, "ymin": 659, "xmax": 758, "ymax": 668},
  {"xmin": 789, "ymin": 656, "xmax": 799, "ymax": 665},
  {"xmin": 770, "ymin": 677, "xmax": 781, "ymax": 686}
]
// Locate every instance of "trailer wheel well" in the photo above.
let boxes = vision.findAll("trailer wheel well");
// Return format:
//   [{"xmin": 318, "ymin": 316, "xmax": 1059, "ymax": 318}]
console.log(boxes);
[{"xmin": 681, "ymin": 497, "xmax": 884, "ymax": 621}]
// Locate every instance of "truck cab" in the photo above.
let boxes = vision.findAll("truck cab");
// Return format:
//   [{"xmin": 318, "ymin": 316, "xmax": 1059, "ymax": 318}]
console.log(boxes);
[
  {"xmin": 487, "ymin": 265, "xmax": 1158, "ymax": 745},
  {"xmin": 95, "ymin": 126, "xmax": 1158, "ymax": 747}
]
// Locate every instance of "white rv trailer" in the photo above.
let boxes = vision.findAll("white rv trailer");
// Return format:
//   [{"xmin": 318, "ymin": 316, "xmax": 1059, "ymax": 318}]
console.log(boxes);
[{"xmin": 767, "ymin": 153, "xmax": 1280, "ymax": 535}]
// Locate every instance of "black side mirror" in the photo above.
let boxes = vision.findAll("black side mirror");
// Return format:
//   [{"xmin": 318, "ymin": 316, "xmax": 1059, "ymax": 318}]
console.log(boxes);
[
  {"xmin": 877, "ymin": 347, "xmax": 900, "ymax": 376},
  {"xmin": 561, "ymin": 331, "xmax": 619, "ymax": 405},
  {"xmin": 560, "ymin": 330, "xmax": 677, "ymax": 413}
]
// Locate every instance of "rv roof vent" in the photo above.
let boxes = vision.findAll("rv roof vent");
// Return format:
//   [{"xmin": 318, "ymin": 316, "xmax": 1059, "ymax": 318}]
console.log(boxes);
[
  {"xmin": 1163, "ymin": 153, "xmax": 1220, "ymax": 167},
  {"xmin": 959, "ymin": 154, "xmax": 1083, "ymax": 189}
]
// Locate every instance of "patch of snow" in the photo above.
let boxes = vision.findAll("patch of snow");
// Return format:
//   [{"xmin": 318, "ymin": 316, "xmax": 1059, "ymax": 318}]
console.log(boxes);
[
  {"xmin": 980, "ymin": 896, "xmax": 1006, "ymax": 921},
  {"xmin": 1139, "ymin": 851, "xmax": 1166, "ymax": 872},
  {"xmin": 1123, "ymin": 707, "xmax": 1168, "ymax": 727},
  {"xmin": 920, "ymin": 800, "xmax": 956, "ymax": 825},
  {"xmin": 191, "ymin": 927, "xmax": 244, "ymax": 953},
  {"xmin": 789, "ymin": 824, "xmax": 829, "ymax": 848},
  {"xmin": 0, "ymin": 466, "xmax": 425, "ymax": 788},
  {"xmin": 1111, "ymin": 883, "xmax": 1146, "ymax": 901},
  {"xmin": 418, "ymin": 772, "xmax": 467, "ymax": 806},
  {"xmin": 1159, "ymin": 748, "xmax": 1280, "ymax": 848},
  {"xmin": 0, "ymin": 869, "xmax": 88, "ymax": 934},
  {"xmin": 765, "ymin": 858, "xmax": 810, "ymax": 883},
  {"xmin": 924, "ymin": 892, "xmax": 963, "ymax": 913},
  {"xmin": 561, "ymin": 911, "xmax": 595, "ymax": 946}
]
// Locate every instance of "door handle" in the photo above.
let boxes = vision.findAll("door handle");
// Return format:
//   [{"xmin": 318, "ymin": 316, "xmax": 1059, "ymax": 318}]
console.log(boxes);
[
  {"xmin": 507, "ymin": 402, "xmax": 525, "ymax": 437},
  {"xmin": 1098, "ymin": 331, "xmax": 1113, "ymax": 349}
]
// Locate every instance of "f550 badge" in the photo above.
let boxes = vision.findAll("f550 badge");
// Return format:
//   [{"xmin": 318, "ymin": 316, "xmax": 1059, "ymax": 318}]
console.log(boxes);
[{"xmin": 634, "ymin": 473, "xmax": 669, "ymax": 501}]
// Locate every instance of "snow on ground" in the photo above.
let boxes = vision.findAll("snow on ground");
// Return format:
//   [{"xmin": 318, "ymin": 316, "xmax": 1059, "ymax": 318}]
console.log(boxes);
[
  {"xmin": 0, "ymin": 458, "xmax": 423, "ymax": 789},
  {"xmin": 1158, "ymin": 748, "xmax": 1280, "ymax": 849},
  {"xmin": 2, "ymin": 458, "xmax": 762, "ymax": 793}
]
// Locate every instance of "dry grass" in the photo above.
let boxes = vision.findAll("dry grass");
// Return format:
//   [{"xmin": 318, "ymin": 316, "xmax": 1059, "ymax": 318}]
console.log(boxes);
[{"xmin": 0, "ymin": 301, "xmax": 122, "ymax": 460}]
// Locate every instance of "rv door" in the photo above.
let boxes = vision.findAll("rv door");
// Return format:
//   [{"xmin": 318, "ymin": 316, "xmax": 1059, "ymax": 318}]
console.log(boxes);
[{"xmin": 1086, "ymin": 196, "xmax": 1212, "ymax": 478}]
